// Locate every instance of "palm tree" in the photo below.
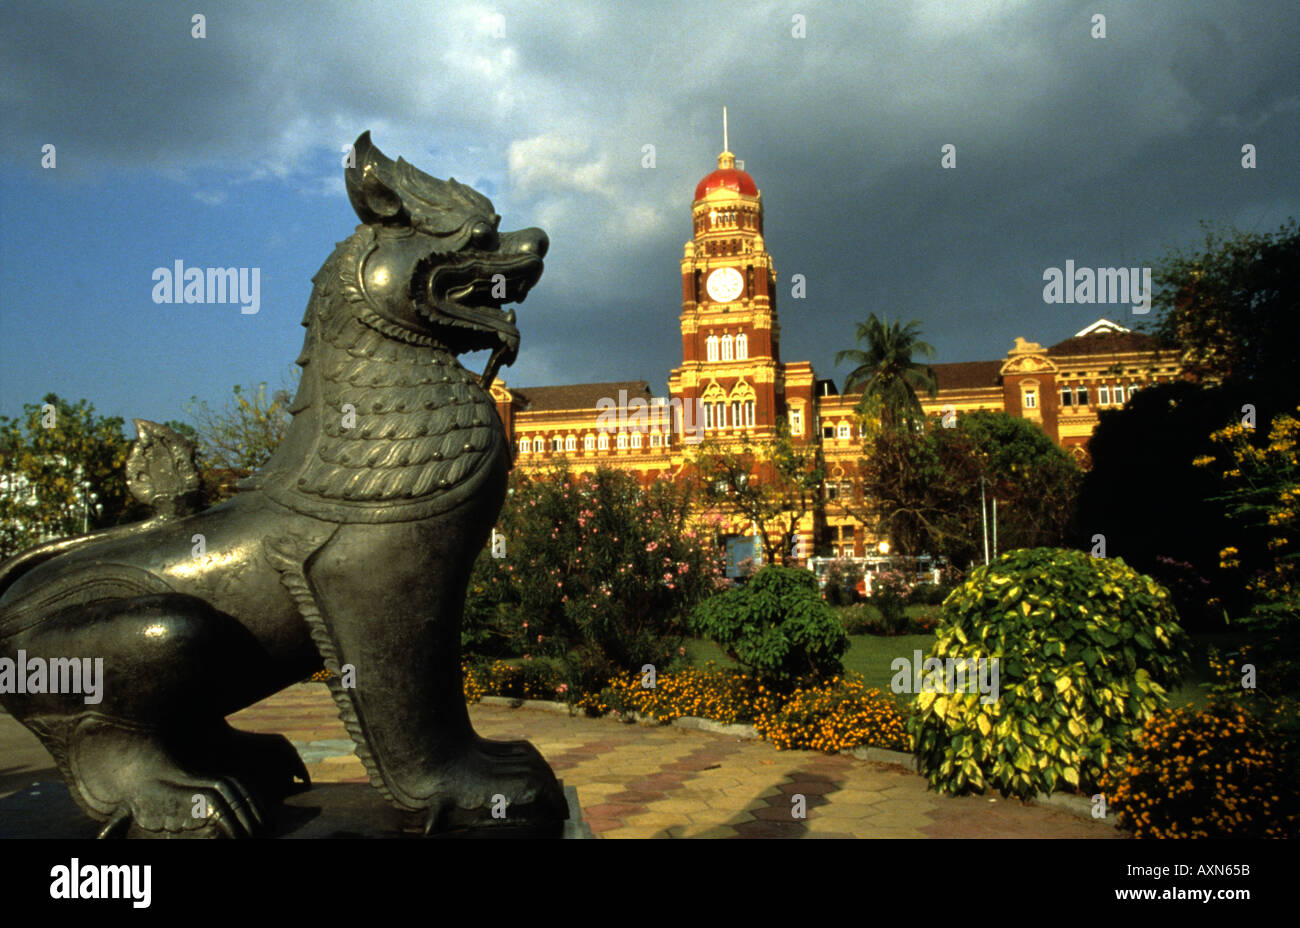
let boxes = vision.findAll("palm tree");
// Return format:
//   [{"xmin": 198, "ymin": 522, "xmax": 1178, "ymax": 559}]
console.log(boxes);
[{"xmin": 835, "ymin": 314, "xmax": 938, "ymax": 431}]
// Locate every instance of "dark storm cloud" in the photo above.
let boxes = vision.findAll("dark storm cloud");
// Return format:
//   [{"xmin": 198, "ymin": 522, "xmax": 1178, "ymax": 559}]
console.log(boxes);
[{"xmin": 2, "ymin": 0, "xmax": 1296, "ymax": 395}]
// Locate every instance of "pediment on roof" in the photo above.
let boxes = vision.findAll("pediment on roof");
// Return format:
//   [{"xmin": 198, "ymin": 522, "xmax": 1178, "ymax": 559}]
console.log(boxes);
[{"xmin": 999, "ymin": 337, "xmax": 1056, "ymax": 376}]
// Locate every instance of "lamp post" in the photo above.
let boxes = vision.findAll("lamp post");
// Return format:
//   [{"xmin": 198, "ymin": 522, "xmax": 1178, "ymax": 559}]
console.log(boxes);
[{"xmin": 979, "ymin": 474, "xmax": 990, "ymax": 566}]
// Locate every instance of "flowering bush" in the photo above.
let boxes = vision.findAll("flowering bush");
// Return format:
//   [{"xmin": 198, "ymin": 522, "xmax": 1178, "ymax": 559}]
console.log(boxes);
[
  {"xmin": 869, "ymin": 568, "xmax": 914, "ymax": 634},
  {"xmin": 467, "ymin": 661, "xmax": 911, "ymax": 754},
  {"xmin": 464, "ymin": 467, "xmax": 724, "ymax": 683},
  {"xmin": 603, "ymin": 662, "xmax": 765, "ymax": 724},
  {"xmin": 463, "ymin": 658, "xmax": 566, "ymax": 702},
  {"xmin": 754, "ymin": 677, "xmax": 911, "ymax": 752},
  {"xmin": 822, "ymin": 557, "xmax": 861, "ymax": 606},
  {"xmin": 1104, "ymin": 644, "xmax": 1299, "ymax": 837},
  {"xmin": 1106, "ymin": 700, "xmax": 1297, "ymax": 838}
]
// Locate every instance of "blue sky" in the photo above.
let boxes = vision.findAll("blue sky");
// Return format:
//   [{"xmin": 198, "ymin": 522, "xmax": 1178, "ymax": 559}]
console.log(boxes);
[{"xmin": 2, "ymin": 0, "xmax": 1297, "ymax": 433}]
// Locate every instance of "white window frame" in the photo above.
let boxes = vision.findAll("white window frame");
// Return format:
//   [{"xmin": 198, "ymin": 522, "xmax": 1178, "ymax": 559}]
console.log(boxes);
[
  {"xmin": 836, "ymin": 422, "xmax": 850, "ymax": 440},
  {"xmin": 706, "ymin": 335, "xmax": 719, "ymax": 362},
  {"xmin": 789, "ymin": 409, "xmax": 802, "ymax": 435},
  {"xmin": 744, "ymin": 400, "xmax": 755, "ymax": 428},
  {"xmin": 584, "ymin": 434, "xmax": 595, "ymax": 452},
  {"xmin": 1098, "ymin": 384, "xmax": 1111, "ymax": 405},
  {"xmin": 1023, "ymin": 387, "xmax": 1038, "ymax": 409},
  {"xmin": 552, "ymin": 437, "xmax": 563, "ymax": 453},
  {"xmin": 532, "ymin": 437, "xmax": 543, "ymax": 453},
  {"xmin": 598, "ymin": 433, "xmax": 609, "ymax": 451},
  {"xmin": 565, "ymin": 435, "xmax": 576, "ymax": 453},
  {"xmin": 631, "ymin": 431, "xmax": 642, "ymax": 449},
  {"xmin": 519, "ymin": 438, "xmax": 530, "ymax": 453},
  {"xmin": 735, "ymin": 333, "xmax": 748, "ymax": 360},
  {"xmin": 616, "ymin": 432, "xmax": 627, "ymax": 450},
  {"xmin": 721, "ymin": 334, "xmax": 734, "ymax": 361}
]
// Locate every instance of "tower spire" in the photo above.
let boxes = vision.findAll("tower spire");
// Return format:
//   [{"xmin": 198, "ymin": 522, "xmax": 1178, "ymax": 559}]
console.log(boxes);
[{"xmin": 723, "ymin": 105, "xmax": 729, "ymax": 152}]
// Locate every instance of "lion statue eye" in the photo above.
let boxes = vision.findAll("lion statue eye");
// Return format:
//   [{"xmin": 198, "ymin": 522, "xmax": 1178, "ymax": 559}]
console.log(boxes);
[{"xmin": 469, "ymin": 222, "xmax": 498, "ymax": 250}]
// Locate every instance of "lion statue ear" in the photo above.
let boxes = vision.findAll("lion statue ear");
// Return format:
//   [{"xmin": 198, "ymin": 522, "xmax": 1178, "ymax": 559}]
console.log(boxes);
[{"xmin": 346, "ymin": 131, "xmax": 408, "ymax": 224}]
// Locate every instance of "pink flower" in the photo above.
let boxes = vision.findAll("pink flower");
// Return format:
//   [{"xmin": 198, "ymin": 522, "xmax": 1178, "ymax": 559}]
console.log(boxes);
[{"xmin": 556, "ymin": 683, "xmax": 568, "ymax": 694}]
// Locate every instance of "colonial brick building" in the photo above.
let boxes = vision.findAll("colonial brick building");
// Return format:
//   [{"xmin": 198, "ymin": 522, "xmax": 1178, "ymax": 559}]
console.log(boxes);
[{"xmin": 490, "ymin": 138, "xmax": 1182, "ymax": 561}]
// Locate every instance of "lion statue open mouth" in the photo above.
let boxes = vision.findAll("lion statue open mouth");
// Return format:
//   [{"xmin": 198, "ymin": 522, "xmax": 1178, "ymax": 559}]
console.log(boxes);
[{"xmin": 0, "ymin": 132, "xmax": 568, "ymax": 837}]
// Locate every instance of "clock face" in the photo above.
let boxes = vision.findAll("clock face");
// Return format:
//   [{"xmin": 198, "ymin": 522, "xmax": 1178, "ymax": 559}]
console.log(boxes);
[{"xmin": 706, "ymin": 267, "xmax": 744, "ymax": 303}]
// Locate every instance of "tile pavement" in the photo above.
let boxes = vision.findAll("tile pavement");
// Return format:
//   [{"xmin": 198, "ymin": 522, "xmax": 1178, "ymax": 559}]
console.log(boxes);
[{"xmin": 221, "ymin": 683, "xmax": 1123, "ymax": 839}]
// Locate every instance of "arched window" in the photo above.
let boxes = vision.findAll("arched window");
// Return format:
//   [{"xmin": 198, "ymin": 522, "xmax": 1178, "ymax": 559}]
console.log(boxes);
[
  {"xmin": 552, "ymin": 437, "xmax": 563, "ymax": 453},
  {"xmin": 731, "ymin": 401, "xmax": 742, "ymax": 428},
  {"xmin": 616, "ymin": 432, "xmax": 627, "ymax": 450},
  {"xmin": 631, "ymin": 432, "xmax": 642, "ymax": 449},
  {"xmin": 532, "ymin": 437, "xmax": 543, "ymax": 453},
  {"xmin": 721, "ymin": 334, "xmax": 734, "ymax": 361},
  {"xmin": 714, "ymin": 402, "xmax": 726, "ymax": 428},
  {"xmin": 706, "ymin": 335, "xmax": 719, "ymax": 362},
  {"xmin": 565, "ymin": 435, "xmax": 576, "ymax": 452},
  {"xmin": 1022, "ymin": 382, "xmax": 1038, "ymax": 409},
  {"xmin": 519, "ymin": 438, "xmax": 530, "ymax": 454},
  {"xmin": 703, "ymin": 403, "xmax": 713, "ymax": 429},
  {"xmin": 744, "ymin": 400, "xmax": 755, "ymax": 427},
  {"xmin": 735, "ymin": 332, "xmax": 748, "ymax": 360},
  {"xmin": 598, "ymin": 433, "xmax": 609, "ymax": 450},
  {"xmin": 584, "ymin": 434, "xmax": 595, "ymax": 452},
  {"xmin": 837, "ymin": 422, "xmax": 851, "ymax": 440}
]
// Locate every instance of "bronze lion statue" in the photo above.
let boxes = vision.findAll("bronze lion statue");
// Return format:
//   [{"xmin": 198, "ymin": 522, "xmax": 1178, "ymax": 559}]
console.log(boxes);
[{"xmin": 0, "ymin": 132, "xmax": 567, "ymax": 837}]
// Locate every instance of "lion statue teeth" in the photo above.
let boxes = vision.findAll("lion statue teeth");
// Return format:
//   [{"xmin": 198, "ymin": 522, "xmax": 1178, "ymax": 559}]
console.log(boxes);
[{"xmin": 0, "ymin": 132, "xmax": 567, "ymax": 837}]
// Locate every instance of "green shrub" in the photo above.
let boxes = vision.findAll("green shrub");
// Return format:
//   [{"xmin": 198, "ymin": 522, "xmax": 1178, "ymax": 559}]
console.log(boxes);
[
  {"xmin": 690, "ymin": 565, "xmax": 848, "ymax": 689},
  {"xmin": 911, "ymin": 547, "xmax": 1190, "ymax": 799}
]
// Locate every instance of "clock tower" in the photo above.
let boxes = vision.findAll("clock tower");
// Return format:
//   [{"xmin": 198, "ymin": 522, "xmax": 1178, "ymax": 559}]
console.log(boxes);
[{"xmin": 668, "ymin": 115, "xmax": 786, "ymax": 444}]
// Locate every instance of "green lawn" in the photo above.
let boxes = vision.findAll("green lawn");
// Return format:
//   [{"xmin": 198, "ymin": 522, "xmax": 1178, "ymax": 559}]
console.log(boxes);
[{"xmin": 683, "ymin": 631, "xmax": 1251, "ymax": 709}]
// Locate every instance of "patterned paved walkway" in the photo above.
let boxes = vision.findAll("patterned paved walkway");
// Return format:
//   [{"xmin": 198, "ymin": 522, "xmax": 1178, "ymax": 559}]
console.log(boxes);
[{"xmin": 226, "ymin": 684, "xmax": 1121, "ymax": 838}]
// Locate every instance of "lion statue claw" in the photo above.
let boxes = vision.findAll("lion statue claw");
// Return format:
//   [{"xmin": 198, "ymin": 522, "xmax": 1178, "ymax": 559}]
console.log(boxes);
[{"xmin": 0, "ymin": 132, "xmax": 566, "ymax": 836}]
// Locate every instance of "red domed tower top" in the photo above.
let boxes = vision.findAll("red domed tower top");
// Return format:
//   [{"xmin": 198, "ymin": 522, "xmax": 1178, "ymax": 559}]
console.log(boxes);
[{"xmin": 695, "ymin": 150, "xmax": 758, "ymax": 200}]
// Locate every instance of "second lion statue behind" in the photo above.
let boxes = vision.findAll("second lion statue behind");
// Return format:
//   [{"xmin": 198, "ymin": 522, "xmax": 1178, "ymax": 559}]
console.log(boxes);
[{"xmin": 0, "ymin": 132, "xmax": 568, "ymax": 837}]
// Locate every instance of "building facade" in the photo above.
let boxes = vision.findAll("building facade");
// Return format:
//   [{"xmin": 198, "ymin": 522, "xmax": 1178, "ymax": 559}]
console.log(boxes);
[{"xmin": 491, "ymin": 141, "xmax": 1183, "ymax": 561}]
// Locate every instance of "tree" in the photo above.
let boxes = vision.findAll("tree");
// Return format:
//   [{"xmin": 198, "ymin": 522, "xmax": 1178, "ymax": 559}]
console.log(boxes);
[
  {"xmin": 1078, "ymin": 380, "xmax": 1252, "ymax": 629},
  {"xmin": 183, "ymin": 380, "xmax": 295, "ymax": 501},
  {"xmin": 0, "ymin": 394, "xmax": 134, "ymax": 559},
  {"xmin": 836, "ymin": 314, "xmax": 938, "ymax": 431},
  {"xmin": 855, "ymin": 411, "xmax": 1081, "ymax": 566},
  {"xmin": 1150, "ymin": 218, "xmax": 1300, "ymax": 415},
  {"xmin": 692, "ymin": 419, "xmax": 824, "ymax": 566}
]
